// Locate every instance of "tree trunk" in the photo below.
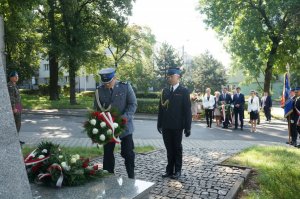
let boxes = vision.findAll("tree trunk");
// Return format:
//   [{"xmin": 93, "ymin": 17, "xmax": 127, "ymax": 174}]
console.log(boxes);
[
  {"xmin": 48, "ymin": 0, "xmax": 59, "ymax": 100},
  {"xmin": 49, "ymin": 52, "xmax": 59, "ymax": 100},
  {"xmin": 263, "ymin": 40, "xmax": 279, "ymax": 93},
  {"xmin": 69, "ymin": 58, "xmax": 77, "ymax": 105}
]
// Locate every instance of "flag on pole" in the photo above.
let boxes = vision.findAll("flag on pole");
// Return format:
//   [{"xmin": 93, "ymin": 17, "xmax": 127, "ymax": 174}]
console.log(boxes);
[{"xmin": 281, "ymin": 73, "xmax": 293, "ymax": 117}]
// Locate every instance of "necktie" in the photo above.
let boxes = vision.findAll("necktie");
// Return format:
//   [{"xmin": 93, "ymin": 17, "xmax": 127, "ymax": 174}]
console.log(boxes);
[{"xmin": 170, "ymin": 86, "xmax": 174, "ymax": 93}]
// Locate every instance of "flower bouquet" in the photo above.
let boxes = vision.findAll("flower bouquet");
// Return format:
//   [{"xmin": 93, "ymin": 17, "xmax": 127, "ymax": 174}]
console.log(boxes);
[
  {"xmin": 83, "ymin": 109, "xmax": 127, "ymax": 145},
  {"xmin": 24, "ymin": 141, "xmax": 106, "ymax": 187}
]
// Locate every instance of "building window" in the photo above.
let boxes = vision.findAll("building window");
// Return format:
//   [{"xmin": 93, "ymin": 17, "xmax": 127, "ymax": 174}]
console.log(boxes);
[{"xmin": 44, "ymin": 64, "xmax": 49, "ymax": 71}]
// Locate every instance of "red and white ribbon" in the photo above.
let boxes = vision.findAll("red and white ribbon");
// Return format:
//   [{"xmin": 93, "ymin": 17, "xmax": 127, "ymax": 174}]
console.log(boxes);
[
  {"xmin": 24, "ymin": 149, "xmax": 50, "ymax": 166},
  {"xmin": 48, "ymin": 163, "xmax": 64, "ymax": 188},
  {"xmin": 100, "ymin": 112, "xmax": 121, "ymax": 143}
]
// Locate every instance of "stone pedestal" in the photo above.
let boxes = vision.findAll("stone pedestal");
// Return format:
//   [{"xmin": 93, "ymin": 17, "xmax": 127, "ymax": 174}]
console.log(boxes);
[
  {"xmin": 31, "ymin": 176, "xmax": 155, "ymax": 199},
  {"xmin": 0, "ymin": 65, "xmax": 32, "ymax": 198}
]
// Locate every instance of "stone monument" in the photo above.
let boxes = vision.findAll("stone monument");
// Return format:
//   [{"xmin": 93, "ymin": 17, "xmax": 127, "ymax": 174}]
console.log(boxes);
[{"xmin": 0, "ymin": 16, "xmax": 33, "ymax": 199}]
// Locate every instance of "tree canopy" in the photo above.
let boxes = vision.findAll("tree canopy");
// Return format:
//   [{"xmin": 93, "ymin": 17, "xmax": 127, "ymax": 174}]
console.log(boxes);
[{"xmin": 198, "ymin": 0, "xmax": 300, "ymax": 93}]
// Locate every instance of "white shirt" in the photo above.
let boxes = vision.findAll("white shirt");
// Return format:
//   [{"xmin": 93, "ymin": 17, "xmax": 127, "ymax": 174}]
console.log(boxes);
[
  {"xmin": 170, "ymin": 83, "xmax": 179, "ymax": 92},
  {"xmin": 248, "ymin": 96, "xmax": 260, "ymax": 112},
  {"xmin": 202, "ymin": 94, "xmax": 215, "ymax": 109}
]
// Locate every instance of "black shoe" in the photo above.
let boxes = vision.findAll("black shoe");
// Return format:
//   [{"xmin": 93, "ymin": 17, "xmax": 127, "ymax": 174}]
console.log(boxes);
[
  {"xmin": 241, "ymin": 127, "xmax": 243, "ymax": 131},
  {"xmin": 162, "ymin": 172, "xmax": 173, "ymax": 178},
  {"xmin": 171, "ymin": 171, "xmax": 181, "ymax": 179},
  {"xmin": 20, "ymin": 141, "xmax": 25, "ymax": 145}
]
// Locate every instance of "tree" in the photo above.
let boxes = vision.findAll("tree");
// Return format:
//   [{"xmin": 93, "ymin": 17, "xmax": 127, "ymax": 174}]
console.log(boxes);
[
  {"xmin": 198, "ymin": 0, "xmax": 300, "ymax": 93},
  {"xmin": 58, "ymin": 0, "xmax": 133, "ymax": 104},
  {"xmin": 191, "ymin": 51, "xmax": 227, "ymax": 93},
  {"xmin": 0, "ymin": 0, "xmax": 41, "ymax": 83},
  {"xmin": 155, "ymin": 42, "xmax": 183, "ymax": 88}
]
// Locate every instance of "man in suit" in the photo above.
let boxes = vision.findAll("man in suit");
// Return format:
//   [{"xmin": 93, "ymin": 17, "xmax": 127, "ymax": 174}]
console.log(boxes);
[
  {"xmin": 94, "ymin": 68, "xmax": 137, "ymax": 179},
  {"xmin": 157, "ymin": 67, "xmax": 192, "ymax": 180},
  {"xmin": 261, "ymin": 92, "xmax": 272, "ymax": 122},
  {"xmin": 219, "ymin": 87, "xmax": 232, "ymax": 128},
  {"xmin": 289, "ymin": 88, "xmax": 298, "ymax": 146},
  {"xmin": 233, "ymin": 87, "xmax": 245, "ymax": 130}
]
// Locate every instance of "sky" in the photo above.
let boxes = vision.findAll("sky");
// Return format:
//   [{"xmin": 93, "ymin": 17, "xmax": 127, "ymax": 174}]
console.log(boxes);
[{"xmin": 128, "ymin": 0, "xmax": 231, "ymax": 67}]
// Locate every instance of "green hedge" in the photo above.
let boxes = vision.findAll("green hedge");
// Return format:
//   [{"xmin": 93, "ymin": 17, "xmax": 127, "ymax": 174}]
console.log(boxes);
[
  {"xmin": 136, "ymin": 92, "xmax": 160, "ymax": 99},
  {"xmin": 137, "ymin": 98, "xmax": 159, "ymax": 114}
]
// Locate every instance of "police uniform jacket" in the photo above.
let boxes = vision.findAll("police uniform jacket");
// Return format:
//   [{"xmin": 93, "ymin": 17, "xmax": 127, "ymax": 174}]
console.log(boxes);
[
  {"xmin": 7, "ymin": 81, "xmax": 21, "ymax": 110},
  {"xmin": 94, "ymin": 81, "xmax": 137, "ymax": 138},
  {"xmin": 157, "ymin": 85, "xmax": 192, "ymax": 130}
]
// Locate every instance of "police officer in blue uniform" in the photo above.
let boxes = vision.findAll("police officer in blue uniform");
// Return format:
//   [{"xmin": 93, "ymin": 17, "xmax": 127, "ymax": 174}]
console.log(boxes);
[
  {"xmin": 94, "ymin": 68, "xmax": 137, "ymax": 178},
  {"xmin": 157, "ymin": 67, "xmax": 192, "ymax": 179}
]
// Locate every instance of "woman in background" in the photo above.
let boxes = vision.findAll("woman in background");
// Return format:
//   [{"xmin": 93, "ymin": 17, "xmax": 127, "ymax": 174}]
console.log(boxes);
[
  {"xmin": 248, "ymin": 90, "xmax": 260, "ymax": 132},
  {"xmin": 203, "ymin": 88, "xmax": 215, "ymax": 128}
]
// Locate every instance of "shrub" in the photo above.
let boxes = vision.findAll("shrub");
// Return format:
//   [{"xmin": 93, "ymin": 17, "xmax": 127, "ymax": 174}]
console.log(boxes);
[
  {"xmin": 136, "ymin": 92, "xmax": 160, "ymax": 99},
  {"xmin": 80, "ymin": 91, "xmax": 95, "ymax": 97},
  {"xmin": 137, "ymin": 98, "xmax": 159, "ymax": 114},
  {"xmin": 63, "ymin": 85, "xmax": 70, "ymax": 96},
  {"xmin": 19, "ymin": 89, "xmax": 40, "ymax": 95},
  {"xmin": 38, "ymin": 84, "xmax": 49, "ymax": 96}
]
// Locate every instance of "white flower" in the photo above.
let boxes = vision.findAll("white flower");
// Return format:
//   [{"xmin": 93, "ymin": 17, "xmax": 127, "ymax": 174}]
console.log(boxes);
[
  {"xmin": 92, "ymin": 128, "xmax": 99, "ymax": 134},
  {"xmin": 38, "ymin": 155, "xmax": 45, "ymax": 159},
  {"xmin": 71, "ymin": 158, "xmax": 77, "ymax": 163},
  {"xmin": 58, "ymin": 155, "xmax": 63, "ymax": 159},
  {"xmin": 107, "ymin": 129, "xmax": 112, "ymax": 135},
  {"xmin": 113, "ymin": 123, "xmax": 119, "ymax": 128},
  {"xmin": 61, "ymin": 162, "xmax": 70, "ymax": 171},
  {"xmin": 99, "ymin": 134, "xmax": 106, "ymax": 141},
  {"xmin": 89, "ymin": 119, "xmax": 96, "ymax": 126},
  {"xmin": 72, "ymin": 154, "xmax": 80, "ymax": 160},
  {"xmin": 42, "ymin": 149, "xmax": 48, "ymax": 154},
  {"xmin": 100, "ymin": 122, "xmax": 106, "ymax": 128}
]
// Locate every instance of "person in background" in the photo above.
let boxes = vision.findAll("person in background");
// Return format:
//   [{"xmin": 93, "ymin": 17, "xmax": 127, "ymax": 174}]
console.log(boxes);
[
  {"xmin": 261, "ymin": 92, "xmax": 272, "ymax": 122},
  {"xmin": 219, "ymin": 87, "xmax": 232, "ymax": 128},
  {"xmin": 7, "ymin": 71, "xmax": 25, "ymax": 145},
  {"xmin": 289, "ymin": 88, "xmax": 298, "ymax": 147},
  {"xmin": 190, "ymin": 92, "xmax": 199, "ymax": 121},
  {"xmin": 248, "ymin": 90, "xmax": 260, "ymax": 132},
  {"xmin": 157, "ymin": 68, "xmax": 192, "ymax": 180},
  {"xmin": 255, "ymin": 92, "xmax": 261, "ymax": 125},
  {"xmin": 233, "ymin": 87, "xmax": 245, "ymax": 131},
  {"xmin": 214, "ymin": 91, "xmax": 222, "ymax": 127},
  {"xmin": 202, "ymin": 88, "xmax": 215, "ymax": 128}
]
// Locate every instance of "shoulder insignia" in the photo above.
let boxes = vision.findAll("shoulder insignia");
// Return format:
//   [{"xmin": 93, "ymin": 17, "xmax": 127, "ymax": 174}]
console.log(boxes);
[{"xmin": 120, "ymin": 81, "xmax": 128, "ymax": 85}]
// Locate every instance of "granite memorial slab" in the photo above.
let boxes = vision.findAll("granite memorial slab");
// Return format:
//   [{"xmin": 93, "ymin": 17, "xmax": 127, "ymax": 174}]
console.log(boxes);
[
  {"xmin": 0, "ymin": 62, "xmax": 32, "ymax": 198},
  {"xmin": 31, "ymin": 175, "xmax": 155, "ymax": 199}
]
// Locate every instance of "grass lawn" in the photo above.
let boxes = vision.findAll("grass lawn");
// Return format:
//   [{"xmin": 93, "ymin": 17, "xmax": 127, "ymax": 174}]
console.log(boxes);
[
  {"xmin": 224, "ymin": 146, "xmax": 300, "ymax": 199},
  {"xmin": 22, "ymin": 145, "xmax": 156, "ymax": 159},
  {"xmin": 21, "ymin": 94, "xmax": 94, "ymax": 109}
]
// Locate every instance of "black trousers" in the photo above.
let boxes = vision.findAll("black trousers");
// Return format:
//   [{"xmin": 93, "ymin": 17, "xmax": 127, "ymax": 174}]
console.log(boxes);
[
  {"xmin": 162, "ymin": 129, "xmax": 183, "ymax": 174},
  {"xmin": 234, "ymin": 108, "xmax": 244, "ymax": 129},
  {"xmin": 205, "ymin": 109, "xmax": 213, "ymax": 127},
  {"xmin": 291, "ymin": 122, "xmax": 297, "ymax": 143},
  {"xmin": 103, "ymin": 134, "xmax": 135, "ymax": 178},
  {"xmin": 264, "ymin": 106, "xmax": 271, "ymax": 121}
]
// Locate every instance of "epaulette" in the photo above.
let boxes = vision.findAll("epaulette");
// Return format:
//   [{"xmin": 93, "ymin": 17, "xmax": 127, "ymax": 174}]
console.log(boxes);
[{"xmin": 120, "ymin": 81, "xmax": 128, "ymax": 85}]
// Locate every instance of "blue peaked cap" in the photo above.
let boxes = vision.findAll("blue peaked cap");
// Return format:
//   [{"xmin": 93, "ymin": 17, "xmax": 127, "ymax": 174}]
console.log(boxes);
[
  {"xmin": 295, "ymin": 87, "xmax": 300, "ymax": 91},
  {"xmin": 9, "ymin": 71, "xmax": 18, "ymax": 77},
  {"xmin": 167, "ymin": 68, "xmax": 181, "ymax": 76},
  {"xmin": 99, "ymin": 68, "xmax": 116, "ymax": 83}
]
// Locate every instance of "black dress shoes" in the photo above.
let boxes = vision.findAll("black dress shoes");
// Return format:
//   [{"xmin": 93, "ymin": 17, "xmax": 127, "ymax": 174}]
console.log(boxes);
[
  {"xmin": 162, "ymin": 172, "xmax": 173, "ymax": 178},
  {"xmin": 171, "ymin": 171, "xmax": 181, "ymax": 179}
]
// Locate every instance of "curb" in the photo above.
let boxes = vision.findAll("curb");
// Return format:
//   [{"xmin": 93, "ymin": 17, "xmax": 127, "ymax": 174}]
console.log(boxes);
[{"xmin": 224, "ymin": 168, "xmax": 251, "ymax": 199}]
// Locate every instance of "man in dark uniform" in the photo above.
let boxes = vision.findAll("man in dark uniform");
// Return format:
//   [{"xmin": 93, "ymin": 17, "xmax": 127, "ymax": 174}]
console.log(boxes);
[
  {"xmin": 94, "ymin": 68, "xmax": 137, "ymax": 178},
  {"xmin": 293, "ymin": 87, "xmax": 300, "ymax": 147},
  {"xmin": 288, "ymin": 88, "xmax": 297, "ymax": 146},
  {"xmin": 219, "ymin": 87, "xmax": 232, "ymax": 128},
  {"xmin": 157, "ymin": 67, "xmax": 192, "ymax": 179},
  {"xmin": 7, "ymin": 71, "xmax": 25, "ymax": 145},
  {"xmin": 233, "ymin": 87, "xmax": 245, "ymax": 130}
]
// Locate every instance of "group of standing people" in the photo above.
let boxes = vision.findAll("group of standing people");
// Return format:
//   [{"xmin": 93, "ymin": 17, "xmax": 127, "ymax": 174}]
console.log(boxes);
[{"xmin": 197, "ymin": 87, "xmax": 273, "ymax": 133}]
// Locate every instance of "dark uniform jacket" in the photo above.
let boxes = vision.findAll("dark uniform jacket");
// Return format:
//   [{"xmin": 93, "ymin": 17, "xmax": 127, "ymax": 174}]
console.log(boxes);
[
  {"xmin": 94, "ymin": 81, "xmax": 137, "ymax": 138},
  {"xmin": 157, "ymin": 85, "xmax": 192, "ymax": 130},
  {"xmin": 219, "ymin": 93, "xmax": 232, "ymax": 105},
  {"xmin": 233, "ymin": 93, "xmax": 245, "ymax": 110},
  {"xmin": 7, "ymin": 81, "xmax": 21, "ymax": 110}
]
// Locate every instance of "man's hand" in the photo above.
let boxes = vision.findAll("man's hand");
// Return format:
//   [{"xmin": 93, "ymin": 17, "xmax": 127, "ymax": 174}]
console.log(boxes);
[
  {"xmin": 157, "ymin": 127, "xmax": 162, "ymax": 134},
  {"xmin": 184, "ymin": 129, "xmax": 191, "ymax": 137}
]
